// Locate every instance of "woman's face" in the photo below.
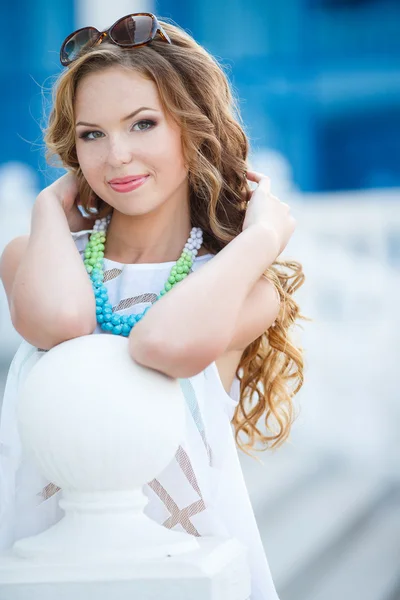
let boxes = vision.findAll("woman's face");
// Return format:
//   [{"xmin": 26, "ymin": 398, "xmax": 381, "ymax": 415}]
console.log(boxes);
[{"xmin": 75, "ymin": 66, "xmax": 188, "ymax": 217}]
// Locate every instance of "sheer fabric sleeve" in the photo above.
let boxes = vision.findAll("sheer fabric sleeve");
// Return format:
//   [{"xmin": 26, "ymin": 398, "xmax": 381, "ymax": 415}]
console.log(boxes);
[
  {"xmin": 204, "ymin": 363, "xmax": 280, "ymax": 600},
  {"xmin": 0, "ymin": 342, "xmax": 61, "ymax": 550}
]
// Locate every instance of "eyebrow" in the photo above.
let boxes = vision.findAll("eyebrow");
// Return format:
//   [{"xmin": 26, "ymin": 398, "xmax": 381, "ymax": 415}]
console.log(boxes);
[{"xmin": 75, "ymin": 106, "xmax": 157, "ymax": 128}]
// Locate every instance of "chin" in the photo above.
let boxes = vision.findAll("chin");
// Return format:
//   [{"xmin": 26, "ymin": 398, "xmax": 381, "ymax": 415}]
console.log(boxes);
[{"xmin": 110, "ymin": 199, "xmax": 164, "ymax": 218}]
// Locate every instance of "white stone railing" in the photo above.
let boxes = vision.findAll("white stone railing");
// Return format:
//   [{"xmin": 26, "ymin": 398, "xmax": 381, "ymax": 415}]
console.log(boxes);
[{"xmin": 285, "ymin": 188, "xmax": 400, "ymax": 472}]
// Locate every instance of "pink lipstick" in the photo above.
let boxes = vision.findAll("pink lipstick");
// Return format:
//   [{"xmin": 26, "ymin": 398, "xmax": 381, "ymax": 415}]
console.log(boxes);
[{"xmin": 108, "ymin": 174, "xmax": 149, "ymax": 193}]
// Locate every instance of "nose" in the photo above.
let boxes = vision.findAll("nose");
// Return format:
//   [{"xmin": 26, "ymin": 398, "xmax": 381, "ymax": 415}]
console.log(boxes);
[{"xmin": 107, "ymin": 134, "xmax": 133, "ymax": 167}]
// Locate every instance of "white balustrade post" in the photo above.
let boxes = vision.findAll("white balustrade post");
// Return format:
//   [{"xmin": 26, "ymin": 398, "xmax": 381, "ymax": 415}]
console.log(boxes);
[{"xmin": 0, "ymin": 335, "xmax": 250, "ymax": 599}]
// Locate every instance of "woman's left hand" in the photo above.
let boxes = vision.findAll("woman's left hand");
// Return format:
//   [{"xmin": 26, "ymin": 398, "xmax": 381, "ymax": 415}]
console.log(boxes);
[{"xmin": 242, "ymin": 170, "xmax": 296, "ymax": 256}]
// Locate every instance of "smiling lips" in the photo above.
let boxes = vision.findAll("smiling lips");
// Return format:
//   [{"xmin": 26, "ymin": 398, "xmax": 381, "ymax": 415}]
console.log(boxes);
[{"xmin": 108, "ymin": 174, "xmax": 150, "ymax": 193}]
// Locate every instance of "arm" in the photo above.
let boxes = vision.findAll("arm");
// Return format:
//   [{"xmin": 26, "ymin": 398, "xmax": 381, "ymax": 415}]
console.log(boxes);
[
  {"xmin": 129, "ymin": 223, "xmax": 280, "ymax": 378},
  {"xmin": 0, "ymin": 192, "xmax": 97, "ymax": 350}
]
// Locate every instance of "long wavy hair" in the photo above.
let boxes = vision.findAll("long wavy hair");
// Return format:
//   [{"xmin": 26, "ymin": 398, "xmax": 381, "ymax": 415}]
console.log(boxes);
[{"xmin": 45, "ymin": 19, "xmax": 308, "ymax": 459}]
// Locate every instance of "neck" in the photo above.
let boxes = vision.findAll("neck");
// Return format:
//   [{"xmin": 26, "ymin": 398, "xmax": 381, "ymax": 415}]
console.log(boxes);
[{"xmin": 103, "ymin": 202, "xmax": 206, "ymax": 265}]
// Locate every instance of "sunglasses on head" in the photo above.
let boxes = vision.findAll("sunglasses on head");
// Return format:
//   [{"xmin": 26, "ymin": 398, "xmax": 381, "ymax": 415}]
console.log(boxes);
[{"xmin": 60, "ymin": 12, "xmax": 171, "ymax": 67}]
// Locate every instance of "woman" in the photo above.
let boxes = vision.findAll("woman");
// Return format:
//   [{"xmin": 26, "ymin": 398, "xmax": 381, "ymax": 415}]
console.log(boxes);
[{"xmin": 0, "ymin": 13, "xmax": 306, "ymax": 599}]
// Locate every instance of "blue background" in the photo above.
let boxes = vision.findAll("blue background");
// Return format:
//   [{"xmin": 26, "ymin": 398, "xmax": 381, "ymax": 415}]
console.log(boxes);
[{"xmin": 3, "ymin": 0, "xmax": 400, "ymax": 192}]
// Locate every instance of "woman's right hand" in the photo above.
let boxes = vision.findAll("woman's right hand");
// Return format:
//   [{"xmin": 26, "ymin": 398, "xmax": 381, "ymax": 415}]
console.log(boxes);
[{"xmin": 37, "ymin": 172, "xmax": 98, "ymax": 232}]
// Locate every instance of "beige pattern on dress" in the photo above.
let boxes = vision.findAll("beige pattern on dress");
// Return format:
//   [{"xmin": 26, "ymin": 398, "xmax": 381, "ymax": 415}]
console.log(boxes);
[
  {"xmin": 146, "ymin": 444, "xmax": 208, "ymax": 537},
  {"xmin": 40, "ymin": 482, "xmax": 61, "ymax": 501},
  {"xmin": 113, "ymin": 293, "xmax": 158, "ymax": 312},
  {"xmin": 103, "ymin": 267, "xmax": 122, "ymax": 283}
]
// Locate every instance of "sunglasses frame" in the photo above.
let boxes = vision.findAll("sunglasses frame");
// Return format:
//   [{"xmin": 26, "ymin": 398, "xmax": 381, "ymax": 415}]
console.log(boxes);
[{"xmin": 60, "ymin": 12, "xmax": 171, "ymax": 66}]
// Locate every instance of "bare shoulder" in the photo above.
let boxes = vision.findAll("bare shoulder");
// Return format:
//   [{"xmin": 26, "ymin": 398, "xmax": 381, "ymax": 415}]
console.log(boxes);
[{"xmin": 0, "ymin": 235, "xmax": 30, "ymax": 309}]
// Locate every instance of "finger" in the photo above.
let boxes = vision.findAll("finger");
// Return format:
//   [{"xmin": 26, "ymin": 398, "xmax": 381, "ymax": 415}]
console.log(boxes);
[
  {"xmin": 246, "ymin": 170, "xmax": 271, "ymax": 191},
  {"xmin": 246, "ymin": 170, "xmax": 265, "ymax": 183}
]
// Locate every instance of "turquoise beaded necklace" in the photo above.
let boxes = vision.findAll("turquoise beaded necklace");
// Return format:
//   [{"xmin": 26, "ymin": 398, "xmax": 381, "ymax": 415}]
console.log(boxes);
[{"xmin": 84, "ymin": 215, "xmax": 204, "ymax": 337}]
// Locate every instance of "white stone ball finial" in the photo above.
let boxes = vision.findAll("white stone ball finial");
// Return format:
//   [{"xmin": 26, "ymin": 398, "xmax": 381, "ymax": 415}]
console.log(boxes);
[{"xmin": 14, "ymin": 334, "xmax": 199, "ymax": 563}]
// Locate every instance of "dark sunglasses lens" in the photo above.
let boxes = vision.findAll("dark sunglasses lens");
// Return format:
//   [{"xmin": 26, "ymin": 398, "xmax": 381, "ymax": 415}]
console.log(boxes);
[
  {"xmin": 62, "ymin": 27, "xmax": 99, "ymax": 63},
  {"xmin": 110, "ymin": 15, "xmax": 153, "ymax": 46}
]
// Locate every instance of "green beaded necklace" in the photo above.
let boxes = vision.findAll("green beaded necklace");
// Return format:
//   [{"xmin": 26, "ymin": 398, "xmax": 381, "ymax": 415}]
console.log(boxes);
[{"xmin": 83, "ymin": 215, "xmax": 204, "ymax": 336}]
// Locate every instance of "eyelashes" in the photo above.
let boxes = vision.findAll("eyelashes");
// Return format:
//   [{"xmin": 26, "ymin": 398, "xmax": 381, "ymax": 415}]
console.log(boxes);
[
  {"xmin": 78, "ymin": 119, "xmax": 157, "ymax": 141},
  {"xmin": 133, "ymin": 119, "xmax": 157, "ymax": 132},
  {"xmin": 78, "ymin": 130, "xmax": 103, "ymax": 141}
]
